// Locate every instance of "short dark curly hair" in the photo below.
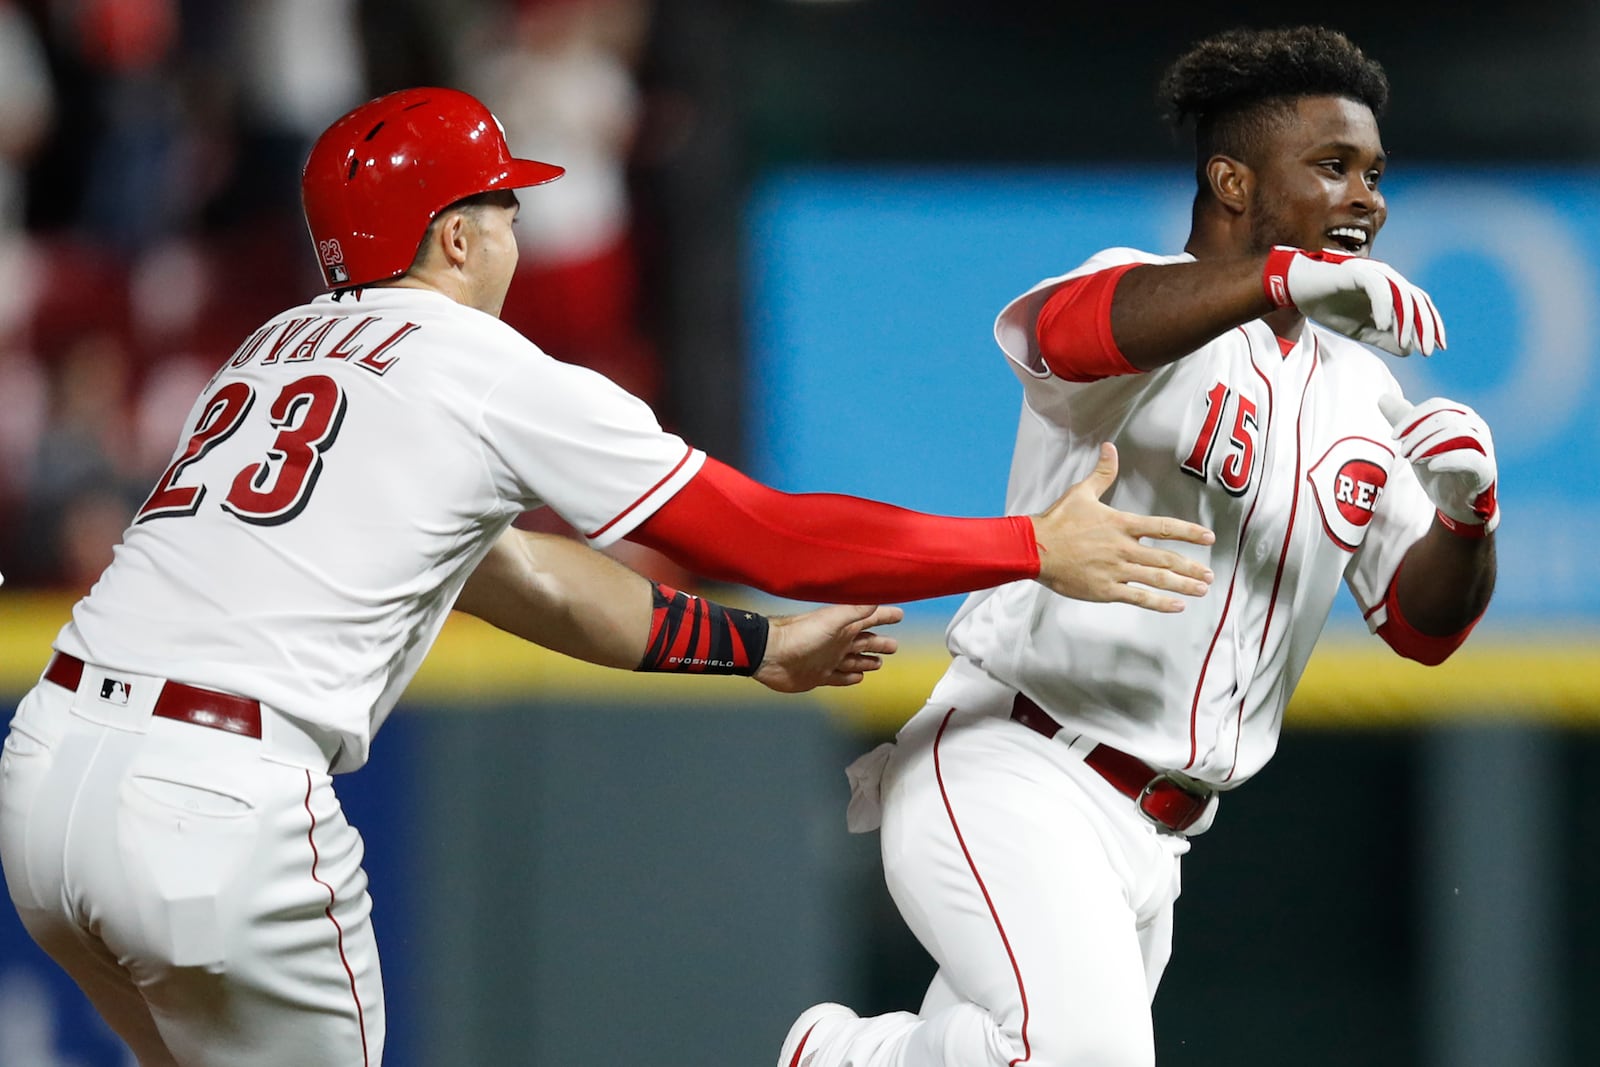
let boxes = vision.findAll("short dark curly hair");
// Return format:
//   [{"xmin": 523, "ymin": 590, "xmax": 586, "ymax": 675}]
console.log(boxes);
[{"xmin": 1158, "ymin": 26, "xmax": 1389, "ymax": 178}]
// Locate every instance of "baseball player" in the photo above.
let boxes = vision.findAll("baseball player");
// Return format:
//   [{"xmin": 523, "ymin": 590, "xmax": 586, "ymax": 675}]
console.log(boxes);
[
  {"xmin": 0, "ymin": 88, "xmax": 1216, "ymax": 1066},
  {"xmin": 779, "ymin": 26, "xmax": 1499, "ymax": 1067}
]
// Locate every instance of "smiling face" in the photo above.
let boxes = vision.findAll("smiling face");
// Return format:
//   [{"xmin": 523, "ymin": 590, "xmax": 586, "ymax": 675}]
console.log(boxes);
[{"xmin": 1245, "ymin": 95, "xmax": 1387, "ymax": 257}]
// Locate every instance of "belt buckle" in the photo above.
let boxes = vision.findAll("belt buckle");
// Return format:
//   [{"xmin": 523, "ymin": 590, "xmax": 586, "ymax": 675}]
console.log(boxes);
[{"xmin": 1135, "ymin": 771, "xmax": 1210, "ymax": 832}]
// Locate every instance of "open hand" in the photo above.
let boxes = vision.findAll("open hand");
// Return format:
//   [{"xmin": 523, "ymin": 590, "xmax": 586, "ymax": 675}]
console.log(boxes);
[
  {"xmin": 754, "ymin": 603, "xmax": 904, "ymax": 693},
  {"xmin": 1031, "ymin": 443, "xmax": 1215, "ymax": 613}
]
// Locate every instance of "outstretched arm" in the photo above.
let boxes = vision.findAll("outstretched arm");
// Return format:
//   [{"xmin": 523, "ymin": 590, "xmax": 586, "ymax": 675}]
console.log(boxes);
[
  {"xmin": 1039, "ymin": 250, "xmax": 1441, "ymax": 377},
  {"xmin": 628, "ymin": 447, "xmax": 1214, "ymax": 613},
  {"xmin": 1106, "ymin": 256, "xmax": 1279, "ymax": 369},
  {"xmin": 457, "ymin": 527, "xmax": 652, "ymax": 669},
  {"xmin": 454, "ymin": 528, "xmax": 901, "ymax": 691}
]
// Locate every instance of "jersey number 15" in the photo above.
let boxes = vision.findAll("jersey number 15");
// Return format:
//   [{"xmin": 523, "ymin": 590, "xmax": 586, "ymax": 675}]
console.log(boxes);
[{"xmin": 1180, "ymin": 381, "xmax": 1259, "ymax": 496}]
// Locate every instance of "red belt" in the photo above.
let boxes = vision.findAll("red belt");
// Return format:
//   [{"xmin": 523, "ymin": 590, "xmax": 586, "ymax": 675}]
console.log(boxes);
[
  {"xmin": 43, "ymin": 652, "xmax": 263, "ymax": 740},
  {"xmin": 1010, "ymin": 692, "xmax": 1211, "ymax": 833}
]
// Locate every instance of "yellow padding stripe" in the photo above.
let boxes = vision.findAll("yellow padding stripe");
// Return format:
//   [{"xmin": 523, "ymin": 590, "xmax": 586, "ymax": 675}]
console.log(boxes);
[
  {"xmin": 4, "ymin": 593, "xmax": 1597, "ymax": 729},
  {"xmin": 767, "ymin": 635, "xmax": 1600, "ymax": 732}
]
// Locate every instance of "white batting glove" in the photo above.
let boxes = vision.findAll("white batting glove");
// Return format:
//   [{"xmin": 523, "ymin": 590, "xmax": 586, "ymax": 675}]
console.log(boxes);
[
  {"xmin": 1378, "ymin": 393, "xmax": 1499, "ymax": 536},
  {"xmin": 1263, "ymin": 247, "xmax": 1445, "ymax": 358}
]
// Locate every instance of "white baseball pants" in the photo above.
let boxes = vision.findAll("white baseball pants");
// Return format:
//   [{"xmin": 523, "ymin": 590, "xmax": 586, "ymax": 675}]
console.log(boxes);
[
  {"xmin": 835, "ymin": 659, "xmax": 1190, "ymax": 1067},
  {"xmin": 0, "ymin": 665, "xmax": 382, "ymax": 1066}
]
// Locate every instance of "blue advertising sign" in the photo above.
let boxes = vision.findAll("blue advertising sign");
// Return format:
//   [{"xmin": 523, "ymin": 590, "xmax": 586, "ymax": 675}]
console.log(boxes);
[{"xmin": 746, "ymin": 167, "xmax": 1600, "ymax": 628}]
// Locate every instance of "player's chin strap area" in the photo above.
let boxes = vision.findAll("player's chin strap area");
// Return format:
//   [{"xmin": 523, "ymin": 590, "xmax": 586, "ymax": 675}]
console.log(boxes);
[{"xmin": 1010, "ymin": 693, "xmax": 1217, "ymax": 835}]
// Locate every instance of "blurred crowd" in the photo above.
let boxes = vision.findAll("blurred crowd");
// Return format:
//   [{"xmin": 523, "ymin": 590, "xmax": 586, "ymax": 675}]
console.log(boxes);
[{"xmin": 0, "ymin": 0, "xmax": 668, "ymax": 591}]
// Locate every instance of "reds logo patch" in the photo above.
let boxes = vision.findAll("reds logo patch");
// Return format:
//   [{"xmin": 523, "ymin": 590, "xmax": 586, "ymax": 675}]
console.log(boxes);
[{"xmin": 1305, "ymin": 437, "xmax": 1394, "ymax": 551}]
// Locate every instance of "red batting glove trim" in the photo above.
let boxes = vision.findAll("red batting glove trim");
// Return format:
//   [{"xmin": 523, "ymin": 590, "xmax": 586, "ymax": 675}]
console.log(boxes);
[
  {"xmin": 1263, "ymin": 246, "xmax": 1357, "ymax": 309},
  {"xmin": 1436, "ymin": 507, "xmax": 1493, "ymax": 539},
  {"xmin": 1035, "ymin": 264, "xmax": 1143, "ymax": 382},
  {"xmin": 1425, "ymin": 299, "xmax": 1444, "ymax": 346},
  {"xmin": 1418, "ymin": 435, "xmax": 1486, "ymax": 459},
  {"xmin": 1375, "ymin": 563, "xmax": 1482, "ymax": 666},
  {"xmin": 1263, "ymin": 247, "xmax": 1299, "ymax": 308},
  {"xmin": 1472, "ymin": 484, "xmax": 1499, "ymax": 524},
  {"xmin": 1397, "ymin": 406, "xmax": 1470, "ymax": 438}
]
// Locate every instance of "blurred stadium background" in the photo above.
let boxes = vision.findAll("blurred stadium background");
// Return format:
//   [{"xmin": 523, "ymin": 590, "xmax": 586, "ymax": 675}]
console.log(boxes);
[{"xmin": 2, "ymin": 1, "xmax": 1597, "ymax": 1064}]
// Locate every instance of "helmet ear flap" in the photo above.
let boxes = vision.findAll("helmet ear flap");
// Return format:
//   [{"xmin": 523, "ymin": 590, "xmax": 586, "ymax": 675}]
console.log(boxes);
[{"xmin": 301, "ymin": 88, "xmax": 563, "ymax": 290}]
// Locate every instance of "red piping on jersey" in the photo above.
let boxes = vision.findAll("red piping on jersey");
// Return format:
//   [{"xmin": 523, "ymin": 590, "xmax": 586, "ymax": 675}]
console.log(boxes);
[
  {"xmin": 1186, "ymin": 327, "xmax": 1270, "ymax": 773},
  {"xmin": 1226, "ymin": 337, "xmax": 1318, "ymax": 781},
  {"xmin": 933, "ymin": 708, "xmax": 1033, "ymax": 1066},
  {"xmin": 303, "ymin": 772, "xmax": 370, "ymax": 1066},
  {"xmin": 587, "ymin": 445, "xmax": 696, "ymax": 540}
]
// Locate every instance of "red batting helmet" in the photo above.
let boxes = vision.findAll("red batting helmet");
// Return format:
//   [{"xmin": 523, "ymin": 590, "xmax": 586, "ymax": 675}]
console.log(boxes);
[{"xmin": 301, "ymin": 87, "xmax": 565, "ymax": 289}]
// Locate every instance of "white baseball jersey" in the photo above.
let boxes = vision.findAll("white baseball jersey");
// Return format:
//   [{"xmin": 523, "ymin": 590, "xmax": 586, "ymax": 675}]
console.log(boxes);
[
  {"xmin": 776, "ymin": 250, "xmax": 1452, "ymax": 1067},
  {"xmin": 54, "ymin": 286, "xmax": 703, "ymax": 772},
  {"xmin": 946, "ymin": 246, "xmax": 1435, "ymax": 786}
]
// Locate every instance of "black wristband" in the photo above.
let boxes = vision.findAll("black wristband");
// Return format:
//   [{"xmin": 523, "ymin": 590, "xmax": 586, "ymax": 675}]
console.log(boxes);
[{"xmin": 636, "ymin": 583, "xmax": 770, "ymax": 675}]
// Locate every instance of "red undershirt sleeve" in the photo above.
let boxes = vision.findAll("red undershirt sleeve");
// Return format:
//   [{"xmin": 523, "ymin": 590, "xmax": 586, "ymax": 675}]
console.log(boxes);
[
  {"xmin": 627, "ymin": 457, "xmax": 1040, "ymax": 603},
  {"xmin": 1035, "ymin": 262, "xmax": 1144, "ymax": 382},
  {"xmin": 1374, "ymin": 561, "xmax": 1483, "ymax": 666}
]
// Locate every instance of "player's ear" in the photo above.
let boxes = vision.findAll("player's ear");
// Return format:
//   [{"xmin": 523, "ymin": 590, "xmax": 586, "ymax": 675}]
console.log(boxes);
[
  {"xmin": 435, "ymin": 210, "xmax": 473, "ymax": 270},
  {"xmin": 1205, "ymin": 155, "xmax": 1252, "ymax": 216}
]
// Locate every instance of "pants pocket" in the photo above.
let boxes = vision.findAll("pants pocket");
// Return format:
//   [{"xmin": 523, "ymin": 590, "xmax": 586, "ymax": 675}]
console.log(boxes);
[
  {"xmin": 127, "ymin": 775, "xmax": 256, "ymax": 817},
  {"xmin": 117, "ymin": 772, "xmax": 263, "ymax": 969}
]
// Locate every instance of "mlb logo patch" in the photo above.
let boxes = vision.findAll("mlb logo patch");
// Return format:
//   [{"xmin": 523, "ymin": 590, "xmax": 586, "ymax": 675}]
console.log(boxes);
[{"xmin": 99, "ymin": 678, "xmax": 132, "ymax": 706}]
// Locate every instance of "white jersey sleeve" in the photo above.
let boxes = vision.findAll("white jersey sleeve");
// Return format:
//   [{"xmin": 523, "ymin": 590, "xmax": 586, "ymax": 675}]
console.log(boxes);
[
  {"xmin": 993, "ymin": 247, "xmax": 1188, "ymax": 381},
  {"xmin": 480, "ymin": 356, "xmax": 703, "ymax": 547}
]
